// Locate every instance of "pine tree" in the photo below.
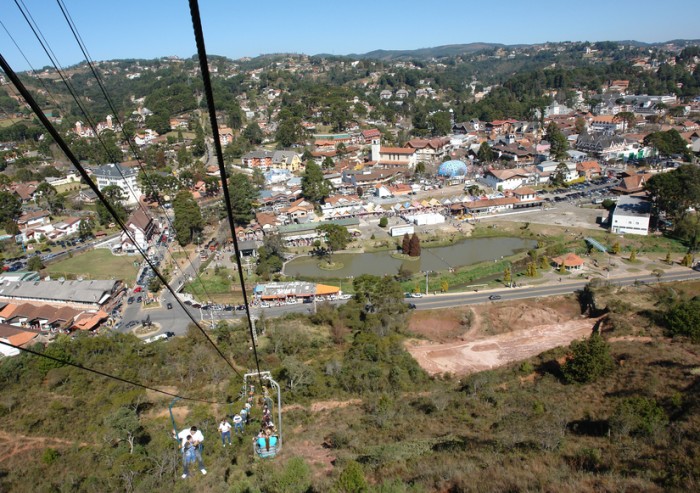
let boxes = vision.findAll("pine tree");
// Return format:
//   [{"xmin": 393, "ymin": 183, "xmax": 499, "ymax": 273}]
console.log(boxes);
[
  {"xmin": 540, "ymin": 256, "xmax": 549, "ymax": 270},
  {"xmin": 409, "ymin": 233, "xmax": 421, "ymax": 257},
  {"xmin": 629, "ymin": 249, "xmax": 637, "ymax": 262},
  {"xmin": 402, "ymin": 233, "xmax": 410, "ymax": 254}
]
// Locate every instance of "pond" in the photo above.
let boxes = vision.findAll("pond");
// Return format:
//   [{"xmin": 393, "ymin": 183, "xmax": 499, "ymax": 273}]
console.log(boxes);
[{"xmin": 284, "ymin": 237, "xmax": 536, "ymax": 279}]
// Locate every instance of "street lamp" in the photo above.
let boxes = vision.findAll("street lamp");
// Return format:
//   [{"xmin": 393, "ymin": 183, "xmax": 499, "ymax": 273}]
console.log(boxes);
[{"xmin": 423, "ymin": 270, "xmax": 431, "ymax": 295}]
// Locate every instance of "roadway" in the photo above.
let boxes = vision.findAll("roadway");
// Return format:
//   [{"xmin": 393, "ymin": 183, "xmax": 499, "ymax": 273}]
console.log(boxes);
[{"xmin": 118, "ymin": 268, "xmax": 700, "ymax": 338}]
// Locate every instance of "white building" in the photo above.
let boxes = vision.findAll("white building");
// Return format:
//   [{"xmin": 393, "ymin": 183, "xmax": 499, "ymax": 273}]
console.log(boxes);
[
  {"xmin": 92, "ymin": 163, "xmax": 142, "ymax": 205},
  {"xmin": 536, "ymin": 161, "xmax": 578, "ymax": 183},
  {"xmin": 482, "ymin": 169, "xmax": 530, "ymax": 191},
  {"xmin": 610, "ymin": 196, "xmax": 651, "ymax": 236}
]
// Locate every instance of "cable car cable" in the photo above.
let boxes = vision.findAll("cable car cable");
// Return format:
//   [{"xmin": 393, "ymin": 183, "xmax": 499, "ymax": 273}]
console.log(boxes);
[{"xmin": 188, "ymin": 0, "xmax": 263, "ymax": 385}]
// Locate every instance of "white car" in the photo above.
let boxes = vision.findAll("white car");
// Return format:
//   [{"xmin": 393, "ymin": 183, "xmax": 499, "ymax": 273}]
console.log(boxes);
[
  {"xmin": 286, "ymin": 298, "xmax": 297, "ymax": 305},
  {"xmin": 260, "ymin": 301, "xmax": 270, "ymax": 308},
  {"xmin": 339, "ymin": 294, "xmax": 352, "ymax": 300},
  {"xmin": 410, "ymin": 293, "xmax": 423, "ymax": 298}
]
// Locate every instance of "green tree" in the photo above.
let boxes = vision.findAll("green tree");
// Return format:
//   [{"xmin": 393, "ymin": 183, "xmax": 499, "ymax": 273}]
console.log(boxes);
[
  {"xmin": 664, "ymin": 298, "xmax": 700, "ymax": 341},
  {"xmin": 611, "ymin": 242, "xmax": 621, "ymax": 255},
  {"xmin": 228, "ymin": 173, "xmax": 256, "ymax": 225},
  {"xmin": 545, "ymin": 122, "xmax": 569, "ymax": 160},
  {"xmin": 562, "ymin": 333, "xmax": 614, "ymax": 384},
  {"xmin": 629, "ymin": 249, "xmax": 637, "ymax": 262},
  {"xmin": 27, "ymin": 256, "xmax": 44, "ymax": 272},
  {"xmin": 301, "ymin": 161, "xmax": 331, "ymax": 204},
  {"xmin": 414, "ymin": 161, "xmax": 426, "ymax": 176},
  {"xmin": 172, "ymin": 190, "xmax": 203, "ymax": 246},
  {"xmin": 251, "ymin": 168, "xmax": 266, "ymax": 190},
  {"xmin": 526, "ymin": 262, "xmax": 538, "ymax": 277},
  {"xmin": 477, "ymin": 141, "xmax": 495, "ymax": 162},
  {"xmin": 317, "ymin": 223, "xmax": 351, "ymax": 262},
  {"xmin": 379, "ymin": 217, "xmax": 388, "ymax": 228},
  {"xmin": 540, "ymin": 255, "xmax": 550, "ymax": 270},
  {"xmin": 503, "ymin": 266, "xmax": 512, "ymax": 284},
  {"xmin": 104, "ymin": 407, "xmax": 145, "ymax": 455},
  {"xmin": 191, "ymin": 123, "xmax": 206, "ymax": 158},
  {"xmin": 96, "ymin": 185, "xmax": 127, "ymax": 226},
  {"xmin": 428, "ymin": 111, "xmax": 451, "ymax": 136},
  {"xmin": 0, "ymin": 191, "xmax": 22, "ymax": 224},
  {"xmin": 243, "ymin": 122, "xmax": 263, "ymax": 145},
  {"xmin": 78, "ymin": 219, "xmax": 93, "ymax": 240}
]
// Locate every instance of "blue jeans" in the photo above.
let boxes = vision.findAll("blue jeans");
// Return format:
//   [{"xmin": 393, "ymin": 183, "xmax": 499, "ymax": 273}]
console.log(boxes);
[
  {"xmin": 234, "ymin": 422, "xmax": 244, "ymax": 434},
  {"xmin": 221, "ymin": 431, "xmax": 231, "ymax": 445}
]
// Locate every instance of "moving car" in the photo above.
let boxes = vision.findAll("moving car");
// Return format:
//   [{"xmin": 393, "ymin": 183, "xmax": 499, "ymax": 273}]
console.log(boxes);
[
  {"xmin": 166, "ymin": 302, "xmax": 173, "ymax": 310},
  {"xmin": 488, "ymin": 294, "xmax": 502, "ymax": 300}
]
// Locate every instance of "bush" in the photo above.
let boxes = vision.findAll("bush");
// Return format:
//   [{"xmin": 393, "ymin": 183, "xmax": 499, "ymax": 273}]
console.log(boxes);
[
  {"xmin": 562, "ymin": 334, "xmax": 614, "ymax": 384},
  {"xmin": 610, "ymin": 396, "xmax": 668, "ymax": 437},
  {"xmin": 664, "ymin": 298, "xmax": 700, "ymax": 341},
  {"xmin": 379, "ymin": 217, "xmax": 388, "ymax": 228}
]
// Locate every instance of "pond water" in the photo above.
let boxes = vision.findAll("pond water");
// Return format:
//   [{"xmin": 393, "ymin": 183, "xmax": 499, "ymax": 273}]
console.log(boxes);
[{"xmin": 284, "ymin": 237, "xmax": 536, "ymax": 279}]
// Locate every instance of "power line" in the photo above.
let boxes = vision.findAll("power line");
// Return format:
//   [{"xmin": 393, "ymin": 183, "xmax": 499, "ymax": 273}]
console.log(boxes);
[
  {"xmin": 0, "ymin": 340, "xmax": 227, "ymax": 405},
  {"xmin": 53, "ymin": 0, "xmax": 222, "ymax": 307},
  {"xmin": 0, "ymin": 53, "xmax": 243, "ymax": 379},
  {"xmin": 188, "ymin": 0, "xmax": 263, "ymax": 383}
]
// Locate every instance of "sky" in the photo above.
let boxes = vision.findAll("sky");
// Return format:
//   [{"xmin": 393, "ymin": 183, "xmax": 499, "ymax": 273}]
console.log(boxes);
[{"xmin": 1, "ymin": 0, "xmax": 700, "ymax": 72}]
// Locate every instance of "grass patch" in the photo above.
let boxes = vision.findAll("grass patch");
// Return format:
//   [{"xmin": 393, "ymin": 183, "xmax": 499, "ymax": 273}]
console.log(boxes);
[
  {"xmin": 318, "ymin": 261, "xmax": 344, "ymax": 271},
  {"xmin": 184, "ymin": 269, "xmax": 233, "ymax": 297},
  {"xmin": 45, "ymin": 249, "xmax": 139, "ymax": 283},
  {"xmin": 390, "ymin": 253, "xmax": 419, "ymax": 261}
]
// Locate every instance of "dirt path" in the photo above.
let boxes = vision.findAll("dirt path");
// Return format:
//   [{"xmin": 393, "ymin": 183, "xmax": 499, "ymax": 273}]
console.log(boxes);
[
  {"xmin": 0, "ymin": 429, "xmax": 90, "ymax": 463},
  {"xmin": 407, "ymin": 318, "xmax": 598, "ymax": 376}
]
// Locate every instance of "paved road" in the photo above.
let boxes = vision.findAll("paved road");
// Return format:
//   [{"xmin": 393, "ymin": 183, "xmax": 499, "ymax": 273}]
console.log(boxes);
[{"xmin": 118, "ymin": 268, "xmax": 700, "ymax": 338}]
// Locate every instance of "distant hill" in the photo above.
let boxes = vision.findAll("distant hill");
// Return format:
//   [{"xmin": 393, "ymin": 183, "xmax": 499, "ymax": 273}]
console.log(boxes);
[
  {"xmin": 333, "ymin": 39, "xmax": 700, "ymax": 62},
  {"xmin": 345, "ymin": 43, "xmax": 507, "ymax": 61}
]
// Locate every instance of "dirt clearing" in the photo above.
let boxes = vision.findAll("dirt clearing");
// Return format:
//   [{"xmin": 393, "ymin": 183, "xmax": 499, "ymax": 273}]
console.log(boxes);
[{"xmin": 407, "ymin": 296, "xmax": 596, "ymax": 376}]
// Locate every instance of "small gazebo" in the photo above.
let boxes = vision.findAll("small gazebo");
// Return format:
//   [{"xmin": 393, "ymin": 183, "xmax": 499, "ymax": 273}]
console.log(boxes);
[{"xmin": 552, "ymin": 253, "xmax": 585, "ymax": 271}]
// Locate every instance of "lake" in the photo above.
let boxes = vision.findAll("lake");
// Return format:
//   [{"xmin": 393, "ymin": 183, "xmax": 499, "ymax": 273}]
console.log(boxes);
[{"xmin": 284, "ymin": 237, "xmax": 536, "ymax": 279}]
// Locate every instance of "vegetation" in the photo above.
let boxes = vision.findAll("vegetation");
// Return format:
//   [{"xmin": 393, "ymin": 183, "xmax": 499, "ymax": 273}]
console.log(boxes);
[
  {"xmin": 45, "ymin": 249, "xmax": 140, "ymax": 282},
  {"xmin": 172, "ymin": 190, "xmax": 203, "ymax": 246}
]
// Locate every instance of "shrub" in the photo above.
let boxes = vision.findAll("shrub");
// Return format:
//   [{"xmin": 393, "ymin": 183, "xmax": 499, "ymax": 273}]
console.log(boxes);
[
  {"xmin": 610, "ymin": 396, "xmax": 668, "ymax": 437},
  {"xmin": 379, "ymin": 217, "xmax": 388, "ymax": 228},
  {"xmin": 664, "ymin": 298, "xmax": 700, "ymax": 341},
  {"xmin": 562, "ymin": 334, "xmax": 614, "ymax": 384},
  {"xmin": 333, "ymin": 460, "xmax": 368, "ymax": 493}
]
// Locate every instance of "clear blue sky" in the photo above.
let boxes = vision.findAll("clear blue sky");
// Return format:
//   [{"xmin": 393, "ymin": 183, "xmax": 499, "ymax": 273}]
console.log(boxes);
[{"xmin": 2, "ymin": 0, "xmax": 699, "ymax": 72}]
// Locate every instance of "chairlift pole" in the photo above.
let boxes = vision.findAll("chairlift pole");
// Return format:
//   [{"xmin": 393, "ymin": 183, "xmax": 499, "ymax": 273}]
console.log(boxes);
[{"xmin": 169, "ymin": 397, "xmax": 182, "ymax": 437}]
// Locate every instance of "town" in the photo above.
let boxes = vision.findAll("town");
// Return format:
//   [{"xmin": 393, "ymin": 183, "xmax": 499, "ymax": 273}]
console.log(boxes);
[{"xmin": 1, "ymin": 31, "xmax": 700, "ymax": 492}]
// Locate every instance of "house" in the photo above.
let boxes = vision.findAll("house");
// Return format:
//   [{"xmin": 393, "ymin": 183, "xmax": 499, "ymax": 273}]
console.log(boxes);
[
  {"xmin": 242, "ymin": 150, "xmax": 274, "ymax": 168},
  {"xmin": 575, "ymin": 134, "xmax": 628, "ymax": 160},
  {"xmin": 576, "ymin": 161, "xmax": 602, "ymax": 180},
  {"xmin": 219, "ymin": 126, "xmax": 234, "ymax": 146},
  {"xmin": 610, "ymin": 195, "xmax": 651, "ymax": 235},
  {"xmin": 512, "ymin": 186, "xmax": 538, "ymax": 202},
  {"xmin": 370, "ymin": 144, "xmax": 417, "ymax": 169},
  {"xmin": 590, "ymin": 115, "xmax": 624, "ymax": 133},
  {"xmin": 52, "ymin": 217, "xmax": 84, "ymax": 237},
  {"xmin": 395, "ymin": 89, "xmax": 409, "ymax": 99},
  {"xmin": 360, "ymin": 129, "xmax": 382, "ymax": 143},
  {"xmin": 121, "ymin": 208, "xmax": 157, "ymax": 252},
  {"xmin": 0, "ymin": 322, "xmax": 38, "ymax": 357},
  {"xmin": 77, "ymin": 189, "xmax": 98, "ymax": 204},
  {"xmin": 611, "ymin": 173, "xmax": 653, "ymax": 195},
  {"xmin": 271, "ymin": 150, "xmax": 302, "ymax": 172},
  {"xmin": 551, "ymin": 253, "xmax": 585, "ymax": 271},
  {"xmin": 11, "ymin": 182, "xmax": 39, "ymax": 203},
  {"xmin": 45, "ymin": 172, "xmax": 80, "ymax": 188},
  {"xmin": 17, "ymin": 210, "xmax": 51, "ymax": 229},
  {"xmin": 92, "ymin": 163, "xmax": 142, "ymax": 205},
  {"xmin": 405, "ymin": 138, "xmax": 450, "ymax": 163},
  {"xmin": 379, "ymin": 90, "xmax": 392, "ymax": 100},
  {"xmin": 483, "ymin": 168, "xmax": 530, "ymax": 191},
  {"xmin": 537, "ymin": 161, "xmax": 578, "ymax": 183}
]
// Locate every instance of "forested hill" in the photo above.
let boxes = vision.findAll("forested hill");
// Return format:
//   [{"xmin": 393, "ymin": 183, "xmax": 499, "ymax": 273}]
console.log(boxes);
[
  {"xmin": 346, "ymin": 43, "xmax": 508, "ymax": 61},
  {"xmin": 344, "ymin": 39, "xmax": 700, "ymax": 61}
]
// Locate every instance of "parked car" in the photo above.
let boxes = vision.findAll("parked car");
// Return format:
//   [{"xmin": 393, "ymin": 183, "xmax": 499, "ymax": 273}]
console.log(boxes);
[
  {"xmin": 166, "ymin": 302, "xmax": 173, "ymax": 310},
  {"xmin": 127, "ymin": 297, "xmax": 134, "ymax": 305},
  {"xmin": 126, "ymin": 320, "xmax": 138, "ymax": 329},
  {"xmin": 489, "ymin": 294, "xmax": 502, "ymax": 300}
]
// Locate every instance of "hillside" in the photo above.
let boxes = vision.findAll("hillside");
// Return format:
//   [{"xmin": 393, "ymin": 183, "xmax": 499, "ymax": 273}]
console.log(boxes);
[
  {"xmin": 0, "ymin": 278, "xmax": 699, "ymax": 492},
  {"xmin": 346, "ymin": 43, "xmax": 507, "ymax": 61}
]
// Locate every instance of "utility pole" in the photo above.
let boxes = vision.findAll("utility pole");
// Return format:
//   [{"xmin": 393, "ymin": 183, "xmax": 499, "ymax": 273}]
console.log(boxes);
[{"xmin": 425, "ymin": 271, "xmax": 430, "ymax": 295}]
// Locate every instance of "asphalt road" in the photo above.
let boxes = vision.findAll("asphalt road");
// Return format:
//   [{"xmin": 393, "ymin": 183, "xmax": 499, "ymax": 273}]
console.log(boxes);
[{"xmin": 118, "ymin": 268, "xmax": 700, "ymax": 338}]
